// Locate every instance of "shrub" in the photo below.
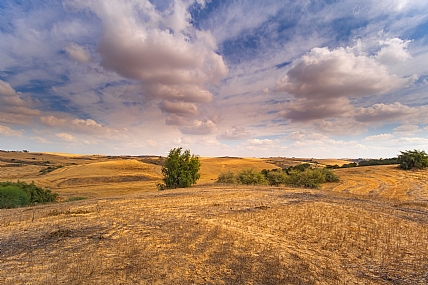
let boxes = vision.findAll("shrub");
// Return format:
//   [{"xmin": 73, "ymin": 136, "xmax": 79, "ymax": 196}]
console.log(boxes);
[
  {"xmin": 236, "ymin": 169, "xmax": 267, "ymax": 185},
  {"xmin": 321, "ymin": 168, "xmax": 340, "ymax": 182},
  {"xmin": 284, "ymin": 168, "xmax": 339, "ymax": 188},
  {"xmin": 215, "ymin": 167, "xmax": 339, "ymax": 188},
  {"xmin": 39, "ymin": 165, "xmax": 63, "ymax": 175},
  {"xmin": 340, "ymin": 162, "xmax": 358, "ymax": 168},
  {"xmin": 358, "ymin": 157, "xmax": 399, "ymax": 166},
  {"xmin": 326, "ymin": 164, "xmax": 340, "ymax": 169},
  {"xmin": 159, "ymin": 148, "xmax": 201, "ymax": 189},
  {"xmin": 65, "ymin": 196, "xmax": 87, "ymax": 202},
  {"xmin": 284, "ymin": 169, "xmax": 322, "ymax": 188},
  {"xmin": 266, "ymin": 171, "xmax": 287, "ymax": 186},
  {"xmin": 0, "ymin": 185, "xmax": 31, "ymax": 208},
  {"xmin": 0, "ymin": 181, "xmax": 57, "ymax": 206},
  {"xmin": 398, "ymin": 149, "xmax": 428, "ymax": 170},
  {"xmin": 217, "ymin": 171, "xmax": 236, "ymax": 184},
  {"xmin": 284, "ymin": 163, "xmax": 311, "ymax": 174}
]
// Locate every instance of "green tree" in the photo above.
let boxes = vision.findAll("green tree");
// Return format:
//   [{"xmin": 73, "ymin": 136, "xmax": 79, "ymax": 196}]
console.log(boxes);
[
  {"xmin": 398, "ymin": 149, "xmax": 428, "ymax": 170},
  {"xmin": 159, "ymin": 148, "xmax": 201, "ymax": 189}
]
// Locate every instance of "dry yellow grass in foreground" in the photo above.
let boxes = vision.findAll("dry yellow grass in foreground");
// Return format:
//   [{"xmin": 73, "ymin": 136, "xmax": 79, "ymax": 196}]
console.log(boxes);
[
  {"xmin": 1, "ymin": 151, "xmax": 428, "ymax": 284},
  {"xmin": 1, "ymin": 185, "xmax": 428, "ymax": 284}
]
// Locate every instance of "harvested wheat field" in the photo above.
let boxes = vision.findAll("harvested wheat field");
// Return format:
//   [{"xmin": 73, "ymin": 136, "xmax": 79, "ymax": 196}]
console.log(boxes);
[
  {"xmin": 1, "ymin": 151, "xmax": 428, "ymax": 284},
  {"xmin": 323, "ymin": 165, "xmax": 428, "ymax": 201},
  {"xmin": 1, "ymin": 185, "xmax": 428, "ymax": 284},
  {"xmin": 198, "ymin": 157, "xmax": 280, "ymax": 184},
  {"xmin": 0, "ymin": 152, "xmax": 163, "ymax": 199}
]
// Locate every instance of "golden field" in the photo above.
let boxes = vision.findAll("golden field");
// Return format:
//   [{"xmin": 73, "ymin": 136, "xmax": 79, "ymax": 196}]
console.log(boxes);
[{"xmin": 1, "ymin": 151, "xmax": 428, "ymax": 284}]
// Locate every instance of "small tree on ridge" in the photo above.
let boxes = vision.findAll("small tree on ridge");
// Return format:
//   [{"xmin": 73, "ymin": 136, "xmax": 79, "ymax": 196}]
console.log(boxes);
[{"xmin": 159, "ymin": 148, "xmax": 201, "ymax": 189}]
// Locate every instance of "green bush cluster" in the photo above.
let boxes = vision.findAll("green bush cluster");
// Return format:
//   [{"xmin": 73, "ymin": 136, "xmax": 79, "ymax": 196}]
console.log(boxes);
[
  {"xmin": 0, "ymin": 185, "xmax": 31, "ymax": 208},
  {"xmin": 0, "ymin": 181, "xmax": 58, "ymax": 208},
  {"xmin": 236, "ymin": 169, "xmax": 267, "ymax": 185},
  {"xmin": 39, "ymin": 165, "xmax": 63, "ymax": 175},
  {"xmin": 217, "ymin": 169, "xmax": 268, "ymax": 185},
  {"xmin": 398, "ymin": 149, "xmax": 428, "ymax": 170},
  {"xmin": 217, "ymin": 166, "xmax": 339, "ymax": 189},
  {"xmin": 216, "ymin": 171, "xmax": 237, "ymax": 184},
  {"xmin": 282, "ymin": 168, "xmax": 339, "ymax": 188},
  {"xmin": 326, "ymin": 158, "xmax": 400, "ymax": 169},
  {"xmin": 358, "ymin": 157, "xmax": 399, "ymax": 166}
]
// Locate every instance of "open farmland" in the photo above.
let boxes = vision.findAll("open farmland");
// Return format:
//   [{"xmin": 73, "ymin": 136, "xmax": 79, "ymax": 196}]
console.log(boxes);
[
  {"xmin": 1, "ymin": 151, "xmax": 428, "ymax": 284},
  {"xmin": 323, "ymin": 165, "xmax": 428, "ymax": 201}
]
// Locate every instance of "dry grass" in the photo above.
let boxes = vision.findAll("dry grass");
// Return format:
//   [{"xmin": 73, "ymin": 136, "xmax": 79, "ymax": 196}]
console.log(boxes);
[
  {"xmin": 198, "ymin": 157, "xmax": 279, "ymax": 184},
  {"xmin": 1, "ymin": 186, "xmax": 427, "ymax": 284},
  {"xmin": 1, "ymin": 151, "xmax": 428, "ymax": 284},
  {"xmin": 0, "ymin": 152, "xmax": 279, "ymax": 198},
  {"xmin": 315, "ymin": 159, "xmax": 353, "ymax": 166},
  {"xmin": 323, "ymin": 165, "xmax": 428, "ymax": 201},
  {"xmin": 0, "ymin": 152, "xmax": 162, "ymax": 199}
]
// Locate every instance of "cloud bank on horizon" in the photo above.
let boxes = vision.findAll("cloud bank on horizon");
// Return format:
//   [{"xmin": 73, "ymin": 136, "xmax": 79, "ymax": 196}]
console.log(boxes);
[{"xmin": 1, "ymin": 0, "xmax": 428, "ymax": 158}]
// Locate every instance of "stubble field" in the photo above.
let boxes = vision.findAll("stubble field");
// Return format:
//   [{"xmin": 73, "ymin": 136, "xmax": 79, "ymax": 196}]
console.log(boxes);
[{"xmin": 1, "ymin": 151, "xmax": 427, "ymax": 284}]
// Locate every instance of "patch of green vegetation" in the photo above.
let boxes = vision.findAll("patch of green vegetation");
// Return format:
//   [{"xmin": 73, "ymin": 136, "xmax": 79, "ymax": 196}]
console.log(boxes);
[
  {"xmin": 398, "ymin": 149, "xmax": 428, "ymax": 170},
  {"xmin": 0, "ymin": 185, "xmax": 31, "ymax": 208},
  {"xmin": 0, "ymin": 181, "xmax": 57, "ymax": 208},
  {"xmin": 65, "ymin": 196, "xmax": 87, "ymax": 202},
  {"xmin": 217, "ymin": 166, "xmax": 339, "ymax": 189},
  {"xmin": 216, "ymin": 171, "xmax": 237, "ymax": 184},
  {"xmin": 236, "ymin": 169, "xmax": 267, "ymax": 185},
  {"xmin": 326, "ymin": 158, "xmax": 399, "ymax": 169},
  {"xmin": 39, "ymin": 165, "xmax": 63, "ymax": 175}
]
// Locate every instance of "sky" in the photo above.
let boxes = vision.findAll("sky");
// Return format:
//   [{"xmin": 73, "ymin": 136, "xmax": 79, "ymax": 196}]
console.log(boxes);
[{"xmin": 1, "ymin": 0, "xmax": 428, "ymax": 158}]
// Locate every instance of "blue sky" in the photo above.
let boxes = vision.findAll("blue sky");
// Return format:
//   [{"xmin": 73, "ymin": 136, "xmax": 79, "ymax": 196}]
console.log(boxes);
[{"xmin": 1, "ymin": 0, "xmax": 428, "ymax": 158}]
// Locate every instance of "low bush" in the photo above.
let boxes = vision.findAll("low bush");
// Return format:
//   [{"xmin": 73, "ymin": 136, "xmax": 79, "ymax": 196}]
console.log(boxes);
[
  {"xmin": 284, "ymin": 168, "xmax": 340, "ymax": 188},
  {"xmin": 321, "ymin": 168, "xmax": 340, "ymax": 182},
  {"xmin": 39, "ymin": 165, "xmax": 63, "ymax": 175},
  {"xmin": 0, "ymin": 185, "xmax": 31, "ymax": 208},
  {"xmin": 236, "ymin": 169, "xmax": 268, "ymax": 185},
  {"xmin": 65, "ymin": 196, "xmax": 87, "ymax": 202},
  {"xmin": 283, "ymin": 163, "xmax": 312, "ymax": 174},
  {"xmin": 0, "ymin": 181, "xmax": 57, "ymax": 208},
  {"xmin": 358, "ymin": 157, "xmax": 399, "ymax": 166},
  {"xmin": 283, "ymin": 169, "xmax": 320, "ymax": 188},
  {"xmin": 216, "ymin": 167, "xmax": 339, "ymax": 189},
  {"xmin": 340, "ymin": 162, "xmax": 358, "ymax": 168},
  {"xmin": 217, "ymin": 171, "xmax": 237, "ymax": 184},
  {"xmin": 266, "ymin": 171, "xmax": 287, "ymax": 186}
]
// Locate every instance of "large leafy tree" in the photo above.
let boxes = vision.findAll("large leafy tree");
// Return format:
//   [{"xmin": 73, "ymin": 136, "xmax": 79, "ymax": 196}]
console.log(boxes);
[
  {"xmin": 160, "ymin": 148, "xmax": 201, "ymax": 189},
  {"xmin": 398, "ymin": 149, "xmax": 428, "ymax": 170}
]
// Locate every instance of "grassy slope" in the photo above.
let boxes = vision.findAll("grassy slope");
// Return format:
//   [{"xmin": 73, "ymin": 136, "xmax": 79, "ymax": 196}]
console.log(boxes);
[
  {"xmin": 1, "ymin": 186, "xmax": 427, "ymax": 284},
  {"xmin": 1, "ymin": 151, "xmax": 428, "ymax": 284},
  {"xmin": 198, "ymin": 157, "xmax": 280, "ymax": 184}
]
